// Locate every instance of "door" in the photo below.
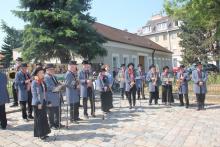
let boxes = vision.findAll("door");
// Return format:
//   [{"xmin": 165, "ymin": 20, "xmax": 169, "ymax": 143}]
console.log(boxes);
[{"xmin": 139, "ymin": 56, "xmax": 145, "ymax": 71}]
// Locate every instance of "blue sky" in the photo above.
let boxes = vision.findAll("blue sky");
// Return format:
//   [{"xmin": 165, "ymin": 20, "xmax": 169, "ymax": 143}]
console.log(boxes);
[{"xmin": 0, "ymin": 0, "xmax": 165, "ymax": 49}]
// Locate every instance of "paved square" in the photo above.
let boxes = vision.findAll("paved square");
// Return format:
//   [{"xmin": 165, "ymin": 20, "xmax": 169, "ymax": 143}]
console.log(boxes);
[{"xmin": 1, "ymin": 95, "xmax": 220, "ymax": 147}]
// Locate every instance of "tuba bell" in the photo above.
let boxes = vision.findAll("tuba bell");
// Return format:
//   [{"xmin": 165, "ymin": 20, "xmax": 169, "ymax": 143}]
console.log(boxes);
[{"xmin": 8, "ymin": 70, "xmax": 16, "ymax": 79}]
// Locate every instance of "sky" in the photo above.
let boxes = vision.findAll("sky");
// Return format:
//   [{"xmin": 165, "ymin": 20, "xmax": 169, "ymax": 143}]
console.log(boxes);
[{"xmin": 0, "ymin": 0, "xmax": 165, "ymax": 49}]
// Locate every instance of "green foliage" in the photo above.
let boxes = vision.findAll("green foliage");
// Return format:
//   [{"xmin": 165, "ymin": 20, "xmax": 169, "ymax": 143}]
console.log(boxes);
[
  {"xmin": 207, "ymin": 72, "xmax": 220, "ymax": 84},
  {"xmin": 164, "ymin": 0, "xmax": 220, "ymax": 65},
  {"xmin": 0, "ymin": 20, "xmax": 23, "ymax": 67},
  {"xmin": 179, "ymin": 21, "xmax": 212, "ymax": 65},
  {"xmin": 13, "ymin": 0, "xmax": 107, "ymax": 63}
]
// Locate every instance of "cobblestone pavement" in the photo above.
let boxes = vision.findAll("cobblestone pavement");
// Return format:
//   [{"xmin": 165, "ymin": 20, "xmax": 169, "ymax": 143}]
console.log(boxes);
[{"xmin": 1, "ymin": 95, "xmax": 220, "ymax": 147}]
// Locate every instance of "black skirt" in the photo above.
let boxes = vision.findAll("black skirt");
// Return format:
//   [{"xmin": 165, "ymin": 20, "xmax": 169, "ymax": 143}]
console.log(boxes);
[
  {"xmin": 100, "ymin": 91, "xmax": 113, "ymax": 112},
  {"xmin": 33, "ymin": 105, "xmax": 51, "ymax": 137}
]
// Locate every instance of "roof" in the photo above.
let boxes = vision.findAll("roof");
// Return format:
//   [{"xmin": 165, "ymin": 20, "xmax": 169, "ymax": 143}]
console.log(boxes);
[{"xmin": 93, "ymin": 22, "xmax": 172, "ymax": 54}]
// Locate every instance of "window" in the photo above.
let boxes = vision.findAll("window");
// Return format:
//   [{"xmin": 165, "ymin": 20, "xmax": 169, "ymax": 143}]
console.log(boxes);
[
  {"xmin": 132, "ymin": 56, "xmax": 137, "ymax": 66},
  {"xmin": 143, "ymin": 26, "xmax": 151, "ymax": 34},
  {"xmin": 123, "ymin": 55, "xmax": 129, "ymax": 66},
  {"xmin": 112, "ymin": 54, "xmax": 119, "ymax": 68},
  {"xmin": 148, "ymin": 58, "xmax": 152, "ymax": 66},
  {"xmin": 163, "ymin": 34, "xmax": 167, "ymax": 40},
  {"xmin": 173, "ymin": 58, "xmax": 178, "ymax": 67},
  {"xmin": 174, "ymin": 21, "xmax": 178, "ymax": 26},
  {"xmin": 155, "ymin": 36, "xmax": 159, "ymax": 42},
  {"xmin": 157, "ymin": 22, "xmax": 167, "ymax": 31},
  {"xmin": 172, "ymin": 33, "xmax": 177, "ymax": 39}
]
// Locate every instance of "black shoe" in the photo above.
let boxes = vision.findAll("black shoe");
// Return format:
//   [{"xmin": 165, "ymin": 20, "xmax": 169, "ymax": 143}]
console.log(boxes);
[
  {"xmin": 79, "ymin": 105, "xmax": 83, "ymax": 107},
  {"xmin": 28, "ymin": 115, "xmax": 34, "ymax": 119},
  {"xmin": 149, "ymin": 103, "xmax": 152, "ymax": 105},
  {"xmin": 91, "ymin": 114, "xmax": 96, "ymax": 118},
  {"xmin": 129, "ymin": 106, "xmax": 132, "ymax": 109},
  {"xmin": 40, "ymin": 135, "xmax": 49, "ymax": 140},
  {"xmin": 186, "ymin": 105, "xmax": 189, "ymax": 108},
  {"xmin": 10, "ymin": 103, "xmax": 18, "ymax": 107},
  {"xmin": 179, "ymin": 104, "xmax": 184, "ymax": 106}
]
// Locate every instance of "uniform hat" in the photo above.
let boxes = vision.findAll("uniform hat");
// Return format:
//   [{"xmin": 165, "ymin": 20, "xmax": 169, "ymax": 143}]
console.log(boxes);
[
  {"xmin": 32, "ymin": 67, "xmax": 45, "ymax": 76},
  {"xmin": 127, "ymin": 63, "xmax": 134, "ymax": 68},
  {"xmin": 16, "ymin": 57, "xmax": 23, "ymax": 62},
  {"xmin": 179, "ymin": 65, "xmax": 185, "ymax": 68},
  {"xmin": 196, "ymin": 62, "xmax": 202, "ymax": 66},
  {"xmin": 138, "ymin": 64, "xmax": 142, "ymax": 67},
  {"xmin": 121, "ymin": 64, "xmax": 125, "ymax": 67},
  {"xmin": 149, "ymin": 64, "xmax": 156, "ymax": 69},
  {"xmin": 163, "ymin": 66, "xmax": 169, "ymax": 71},
  {"xmin": 20, "ymin": 63, "xmax": 28, "ymax": 67},
  {"xmin": 45, "ymin": 63, "xmax": 55, "ymax": 69},
  {"xmin": 82, "ymin": 60, "xmax": 89, "ymax": 65},
  {"xmin": 100, "ymin": 68, "xmax": 106, "ymax": 72},
  {"xmin": 69, "ymin": 61, "xmax": 78, "ymax": 65}
]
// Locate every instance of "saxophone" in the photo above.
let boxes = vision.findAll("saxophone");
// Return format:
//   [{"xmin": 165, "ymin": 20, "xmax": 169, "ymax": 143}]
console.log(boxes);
[
  {"xmin": 152, "ymin": 73, "xmax": 157, "ymax": 86},
  {"xmin": 176, "ymin": 74, "xmax": 183, "ymax": 89}
]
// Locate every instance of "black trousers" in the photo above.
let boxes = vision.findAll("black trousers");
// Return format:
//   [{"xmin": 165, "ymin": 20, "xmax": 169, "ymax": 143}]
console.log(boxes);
[
  {"xmin": 47, "ymin": 106, "xmax": 60, "ymax": 127},
  {"xmin": 83, "ymin": 87, "xmax": 95, "ymax": 116},
  {"xmin": 20, "ymin": 92, "xmax": 32, "ymax": 119},
  {"xmin": 179, "ymin": 94, "xmax": 189, "ymax": 106},
  {"xmin": 196, "ymin": 94, "xmax": 206, "ymax": 109},
  {"xmin": 127, "ymin": 85, "xmax": 136, "ymax": 106},
  {"xmin": 137, "ymin": 87, "xmax": 145, "ymax": 99},
  {"xmin": 162, "ymin": 85, "xmax": 174, "ymax": 104},
  {"xmin": 120, "ymin": 88, "xmax": 125, "ymax": 98},
  {"xmin": 12, "ymin": 82, "xmax": 18, "ymax": 105},
  {"xmin": 70, "ymin": 102, "xmax": 79, "ymax": 121},
  {"xmin": 149, "ymin": 86, "xmax": 159, "ymax": 104},
  {"xmin": 83, "ymin": 97, "xmax": 95, "ymax": 116},
  {"xmin": 0, "ymin": 104, "xmax": 7, "ymax": 129}
]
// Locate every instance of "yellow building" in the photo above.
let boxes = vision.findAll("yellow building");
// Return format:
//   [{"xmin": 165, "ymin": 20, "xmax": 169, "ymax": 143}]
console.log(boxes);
[{"xmin": 137, "ymin": 14, "xmax": 182, "ymax": 67}]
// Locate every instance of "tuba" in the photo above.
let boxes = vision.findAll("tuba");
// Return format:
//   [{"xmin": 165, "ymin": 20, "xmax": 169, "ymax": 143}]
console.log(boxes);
[{"xmin": 8, "ymin": 70, "xmax": 16, "ymax": 79}]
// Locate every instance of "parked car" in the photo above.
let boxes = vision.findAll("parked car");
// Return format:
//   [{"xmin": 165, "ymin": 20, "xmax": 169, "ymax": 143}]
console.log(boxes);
[
  {"xmin": 187, "ymin": 63, "xmax": 219, "ymax": 73},
  {"xmin": 204, "ymin": 64, "xmax": 219, "ymax": 72}
]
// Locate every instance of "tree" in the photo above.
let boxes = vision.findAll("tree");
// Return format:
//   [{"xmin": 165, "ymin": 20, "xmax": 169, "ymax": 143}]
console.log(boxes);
[
  {"xmin": 164, "ymin": 0, "xmax": 220, "ymax": 66},
  {"xmin": 179, "ymin": 21, "xmax": 212, "ymax": 65},
  {"xmin": 0, "ymin": 21, "xmax": 23, "ymax": 67},
  {"xmin": 13, "ymin": 0, "xmax": 106, "ymax": 63}
]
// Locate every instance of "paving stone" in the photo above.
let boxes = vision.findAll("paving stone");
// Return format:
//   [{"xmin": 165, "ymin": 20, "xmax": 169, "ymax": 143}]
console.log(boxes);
[{"xmin": 1, "ymin": 94, "xmax": 220, "ymax": 147}]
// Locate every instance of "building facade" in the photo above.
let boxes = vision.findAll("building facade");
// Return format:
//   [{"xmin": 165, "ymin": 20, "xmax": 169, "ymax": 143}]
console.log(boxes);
[
  {"xmin": 12, "ymin": 22, "xmax": 173, "ymax": 73},
  {"xmin": 137, "ymin": 14, "xmax": 182, "ymax": 67},
  {"xmin": 93, "ymin": 22, "xmax": 172, "ymax": 72}
]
